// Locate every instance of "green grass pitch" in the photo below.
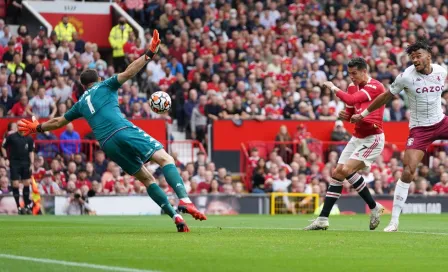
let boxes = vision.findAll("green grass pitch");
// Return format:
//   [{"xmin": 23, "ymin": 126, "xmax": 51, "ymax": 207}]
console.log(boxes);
[{"xmin": 0, "ymin": 214, "xmax": 447, "ymax": 272}]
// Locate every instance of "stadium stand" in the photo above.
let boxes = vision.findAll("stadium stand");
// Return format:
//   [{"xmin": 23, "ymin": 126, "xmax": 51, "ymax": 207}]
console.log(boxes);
[{"xmin": 0, "ymin": 0, "xmax": 447, "ymax": 199}]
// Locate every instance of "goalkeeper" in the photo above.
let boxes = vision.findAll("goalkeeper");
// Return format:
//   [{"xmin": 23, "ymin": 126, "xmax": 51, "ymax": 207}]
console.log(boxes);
[{"xmin": 17, "ymin": 30, "xmax": 206, "ymax": 232}]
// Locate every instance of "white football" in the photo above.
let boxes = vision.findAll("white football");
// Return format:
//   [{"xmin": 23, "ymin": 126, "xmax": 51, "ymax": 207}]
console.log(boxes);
[{"xmin": 150, "ymin": 91, "xmax": 172, "ymax": 114}]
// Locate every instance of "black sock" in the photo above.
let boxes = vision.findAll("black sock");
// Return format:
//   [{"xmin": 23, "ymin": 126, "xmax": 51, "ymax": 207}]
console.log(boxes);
[
  {"xmin": 12, "ymin": 187, "xmax": 20, "ymax": 208},
  {"xmin": 347, "ymin": 173, "xmax": 376, "ymax": 209},
  {"xmin": 319, "ymin": 178, "xmax": 343, "ymax": 217},
  {"xmin": 22, "ymin": 185, "xmax": 30, "ymax": 208}
]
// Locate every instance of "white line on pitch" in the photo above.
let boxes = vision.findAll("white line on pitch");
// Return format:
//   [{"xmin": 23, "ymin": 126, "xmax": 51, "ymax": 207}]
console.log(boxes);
[
  {"xmin": 0, "ymin": 254, "xmax": 160, "ymax": 272},
  {"xmin": 195, "ymin": 226, "xmax": 448, "ymax": 236}
]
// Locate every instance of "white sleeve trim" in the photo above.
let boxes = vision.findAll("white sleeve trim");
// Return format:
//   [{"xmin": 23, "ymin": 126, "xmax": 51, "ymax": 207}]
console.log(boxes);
[
  {"xmin": 345, "ymin": 104, "xmax": 354, "ymax": 108},
  {"xmin": 360, "ymin": 89, "xmax": 371, "ymax": 101}
]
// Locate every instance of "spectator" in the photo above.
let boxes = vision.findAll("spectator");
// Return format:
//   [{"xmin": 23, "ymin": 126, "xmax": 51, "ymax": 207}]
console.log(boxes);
[
  {"xmin": 56, "ymin": 103, "xmax": 67, "ymax": 117},
  {"xmin": 389, "ymin": 99, "xmax": 407, "ymax": 121},
  {"xmin": 317, "ymin": 105, "xmax": 338, "ymax": 121},
  {"xmin": 265, "ymin": 96, "xmax": 283, "ymax": 120},
  {"xmin": 293, "ymin": 124, "xmax": 312, "ymax": 156},
  {"xmin": 48, "ymin": 77, "xmax": 72, "ymax": 104},
  {"xmin": 197, "ymin": 170, "xmax": 214, "ymax": 194},
  {"xmin": 27, "ymin": 87, "xmax": 56, "ymax": 118},
  {"xmin": 186, "ymin": 0, "xmax": 205, "ymax": 27},
  {"xmin": 248, "ymin": 148, "xmax": 260, "ymax": 169},
  {"xmin": 295, "ymin": 102, "xmax": 316, "ymax": 120},
  {"xmin": 36, "ymin": 131, "xmax": 58, "ymax": 159},
  {"xmin": 129, "ymin": 84, "xmax": 147, "ymax": 104},
  {"xmin": 0, "ymin": 86, "xmax": 13, "ymax": 112},
  {"xmin": 283, "ymin": 96, "xmax": 298, "ymax": 120},
  {"xmin": 433, "ymin": 172, "xmax": 448, "ymax": 194},
  {"xmin": 192, "ymin": 165, "xmax": 206, "ymax": 184},
  {"xmin": 146, "ymin": 56, "xmax": 166, "ymax": 84},
  {"xmin": 0, "ymin": 74, "xmax": 11, "ymax": 96},
  {"xmin": 204, "ymin": 93, "xmax": 222, "ymax": 123},
  {"xmin": 209, "ymin": 179, "xmax": 222, "ymax": 194},
  {"xmin": 120, "ymin": 94, "xmax": 132, "ymax": 117},
  {"xmin": 80, "ymin": 42, "xmax": 94, "ymax": 65},
  {"xmin": 72, "ymin": 32, "xmax": 85, "ymax": 53},
  {"xmin": 93, "ymin": 150, "xmax": 108, "ymax": 176},
  {"xmin": 216, "ymin": 167, "xmax": 227, "ymax": 185},
  {"xmin": 55, "ymin": 50, "xmax": 70, "ymax": 75},
  {"xmin": 54, "ymin": 15, "xmax": 77, "ymax": 42},
  {"xmin": 169, "ymin": 38, "xmax": 186, "ymax": 63},
  {"xmin": 425, "ymin": 7, "xmax": 447, "ymax": 34},
  {"xmin": 60, "ymin": 123, "xmax": 81, "ymax": 157},
  {"xmin": 73, "ymin": 153, "xmax": 86, "ymax": 172},
  {"xmin": 330, "ymin": 120, "xmax": 351, "ymax": 154},
  {"xmin": 415, "ymin": 178, "xmax": 433, "ymax": 195},
  {"xmin": 131, "ymin": 102, "xmax": 142, "ymax": 118},
  {"xmin": 0, "ymin": 26, "xmax": 11, "ymax": 47},
  {"xmin": 109, "ymin": 17, "xmax": 132, "ymax": 72},
  {"xmin": 85, "ymin": 162, "xmax": 101, "ymax": 183},
  {"xmin": 0, "ymin": 176, "xmax": 10, "ymax": 194},
  {"xmin": 66, "ymin": 162, "xmax": 78, "ymax": 178},
  {"xmin": 125, "ymin": 0, "xmax": 144, "ymax": 26},
  {"xmin": 252, "ymin": 158, "xmax": 268, "ymax": 194},
  {"xmin": 93, "ymin": 52, "xmax": 107, "ymax": 72},
  {"xmin": 64, "ymin": 41, "xmax": 78, "ymax": 61},
  {"xmin": 2, "ymin": 41, "xmax": 15, "ymax": 63},
  {"xmin": 191, "ymin": 95, "xmax": 207, "ymax": 144},
  {"xmin": 167, "ymin": 57, "xmax": 184, "ymax": 76},
  {"xmin": 75, "ymin": 169, "xmax": 92, "ymax": 190},
  {"xmin": 7, "ymin": 53, "xmax": 25, "ymax": 74},
  {"xmin": 8, "ymin": 95, "xmax": 28, "ymax": 117},
  {"xmin": 184, "ymin": 89, "xmax": 198, "ymax": 138},
  {"xmin": 275, "ymin": 125, "xmax": 292, "ymax": 162},
  {"xmin": 39, "ymin": 171, "xmax": 61, "ymax": 195}
]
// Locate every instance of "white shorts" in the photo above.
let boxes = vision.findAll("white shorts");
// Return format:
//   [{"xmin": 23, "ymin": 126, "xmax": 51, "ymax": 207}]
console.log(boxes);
[{"xmin": 337, "ymin": 133, "xmax": 385, "ymax": 167}]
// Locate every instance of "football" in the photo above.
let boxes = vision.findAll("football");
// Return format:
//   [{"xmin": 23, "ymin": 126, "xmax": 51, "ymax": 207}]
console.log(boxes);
[{"xmin": 150, "ymin": 91, "xmax": 172, "ymax": 114}]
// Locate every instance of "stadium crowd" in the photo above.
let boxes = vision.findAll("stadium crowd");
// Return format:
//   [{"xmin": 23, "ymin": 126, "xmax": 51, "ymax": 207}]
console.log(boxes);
[
  {"xmin": 0, "ymin": 0, "xmax": 448, "ymax": 198},
  {"xmin": 248, "ymin": 126, "xmax": 448, "ymax": 197}
]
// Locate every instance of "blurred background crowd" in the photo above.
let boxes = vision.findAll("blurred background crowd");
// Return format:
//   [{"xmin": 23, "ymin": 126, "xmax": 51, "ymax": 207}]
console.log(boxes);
[{"xmin": 0, "ymin": 0, "xmax": 447, "ymax": 198}]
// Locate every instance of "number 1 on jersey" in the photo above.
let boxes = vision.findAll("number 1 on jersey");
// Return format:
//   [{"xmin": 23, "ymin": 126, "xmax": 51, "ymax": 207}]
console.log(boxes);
[{"xmin": 86, "ymin": 95, "xmax": 95, "ymax": 114}]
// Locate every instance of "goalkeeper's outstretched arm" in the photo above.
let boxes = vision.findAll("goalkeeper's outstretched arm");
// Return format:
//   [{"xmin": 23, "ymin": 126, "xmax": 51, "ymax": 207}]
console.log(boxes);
[
  {"xmin": 40, "ymin": 116, "xmax": 70, "ymax": 131},
  {"xmin": 117, "ymin": 55, "xmax": 150, "ymax": 85},
  {"xmin": 17, "ymin": 116, "xmax": 70, "ymax": 136},
  {"xmin": 117, "ymin": 29, "xmax": 161, "ymax": 85}
]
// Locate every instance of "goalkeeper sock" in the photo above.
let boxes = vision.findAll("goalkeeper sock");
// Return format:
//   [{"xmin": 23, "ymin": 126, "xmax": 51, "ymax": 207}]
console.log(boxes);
[
  {"xmin": 319, "ymin": 178, "xmax": 343, "ymax": 217},
  {"xmin": 12, "ymin": 187, "xmax": 20, "ymax": 208},
  {"xmin": 391, "ymin": 179, "xmax": 410, "ymax": 224},
  {"xmin": 22, "ymin": 185, "xmax": 31, "ymax": 208},
  {"xmin": 162, "ymin": 163, "xmax": 191, "ymax": 203},
  {"xmin": 347, "ymin": 173, "xmax": 376, "ymax": 210},
  {"xmin": 146, "ymin": 183, "xmax": 177, "ymax": 218}
]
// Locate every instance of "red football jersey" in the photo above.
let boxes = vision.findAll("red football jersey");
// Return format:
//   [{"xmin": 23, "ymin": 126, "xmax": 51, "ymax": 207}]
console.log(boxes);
[
  {"xmin": 33, "ymin": 167, "xmax": 46, "ymax": 182},
  {"xmin": 336, "ymin": 78, "xmax": 385, "ymax": 138},
  {"xmin": 432, "ymin": 182, "xmax": 448, "ymax": 194}
]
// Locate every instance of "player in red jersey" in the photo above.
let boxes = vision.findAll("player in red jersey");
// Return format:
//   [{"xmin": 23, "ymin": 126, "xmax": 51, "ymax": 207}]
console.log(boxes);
[
  {"xmin": 351, "ymin": 40, "xmax": 448, "ymax": 232},
  {"xmin": 305, "ymin": 58, "xmax": 385, "ymax": 231}
]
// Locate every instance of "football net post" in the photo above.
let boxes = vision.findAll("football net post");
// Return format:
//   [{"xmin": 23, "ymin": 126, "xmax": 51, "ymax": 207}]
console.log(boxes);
[{"xmin": 270, "ymin": 193, "xmax": 319, "ymax": 215}]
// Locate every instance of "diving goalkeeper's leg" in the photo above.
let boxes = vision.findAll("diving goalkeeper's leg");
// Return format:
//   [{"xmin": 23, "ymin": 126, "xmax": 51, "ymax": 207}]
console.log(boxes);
[
  {"xmin": 151, "ymin": 149, "xmax": 207, "ymax": 221},
  {"xmin": 134, "ymin": 165, "xmax": 189, "ymax": 232}
]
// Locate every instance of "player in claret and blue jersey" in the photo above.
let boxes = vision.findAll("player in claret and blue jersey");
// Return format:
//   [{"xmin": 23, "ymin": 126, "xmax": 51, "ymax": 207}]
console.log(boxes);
[{"xmin": 351, "ymin": 40, "xmax": 448, "ymax": 232}]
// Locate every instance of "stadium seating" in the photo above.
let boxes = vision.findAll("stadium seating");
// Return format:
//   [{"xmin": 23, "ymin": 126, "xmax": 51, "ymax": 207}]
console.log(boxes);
[{"xmin": 0, "ymin": 0, "xmax": 447, "ymax": 197}]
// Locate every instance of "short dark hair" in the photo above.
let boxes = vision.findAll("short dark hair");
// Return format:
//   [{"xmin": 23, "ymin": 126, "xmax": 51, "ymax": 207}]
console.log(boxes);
[
  {"xmin": 347, "ymin": 57, "xmax": 368, "ymax": 70},
  {"xmin": 80, "ymin": 69, "xmax": 98, "ymax": 86},
  {"xmin": 405, "ymin": 39, "xmax": 431, "ymax": 55}
]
